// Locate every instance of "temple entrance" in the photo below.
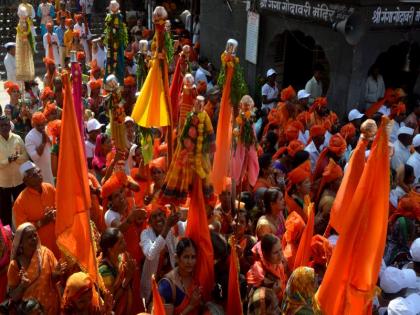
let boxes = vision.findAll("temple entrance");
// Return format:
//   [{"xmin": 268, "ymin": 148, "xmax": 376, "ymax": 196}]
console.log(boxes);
[{"xmin": 270, "ymin": 30, "xmax": 330, "ymax": 93}]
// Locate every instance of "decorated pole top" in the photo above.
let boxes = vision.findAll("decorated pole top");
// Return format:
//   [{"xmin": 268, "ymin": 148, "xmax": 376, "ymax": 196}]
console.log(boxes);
[
  {"xmin": 104, "ymin": 74, "xmax": 120, "ymax": 92},
  {"xmin": 17, "ymin": 5, "xmax": 29, "ymax": 19},
  {"xmin": 109, "ymin": 0, "xmax": 120, "ymax": 13},
  {"xmin": 153, "ymin": 6, "xmax": 168, "ymax": 23},
  {"xmin": 193, "ymin": 95, "xmax": 206, "ymax": 112},
  {"xmin": 183, "ymin": 73, "xmax": 195, "ymax": 88},
  {"xmin": 139, "ymin": 40, "xmax": 149, "ymax": 54},
  {"xmin": 225, "ymin": 39, "xmax": 239, "ymax": 56}
]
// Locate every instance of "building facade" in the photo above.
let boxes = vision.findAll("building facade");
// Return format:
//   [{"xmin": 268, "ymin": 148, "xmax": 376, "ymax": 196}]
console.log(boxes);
[{"xmin": 200, "ymin": 0, "xmax": 420, "ymax": 116}]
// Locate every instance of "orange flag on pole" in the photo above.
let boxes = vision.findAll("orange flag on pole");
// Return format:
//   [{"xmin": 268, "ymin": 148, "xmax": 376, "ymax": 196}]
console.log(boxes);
[
  {"xmin": 211, "ymin": 64, "xmax": 233, "ymax": 195},
  {"xmin": 329, "ymin": 137, "xmax": 368, "ymax": 234},
  {"xmin": 316, "ymin": 117, "xmax": 390, "ymax": 315},
  {"xmin": 226, "ymin": 238, "xmax": 243, "ymax": 315},
  {"xmin": 55, "ymin": 72, "xmax": 100, "ymax": 286},
  {"xmin": 151, "ymin": 275, "xmax": 165, "ymax": 315},
  {"xmin": 293, "ymin": 201, "xmax": 314, "ymax": 270},
  {"xmin": 186, "ymin": 177, "xmax": 215, "ymax": 301}
]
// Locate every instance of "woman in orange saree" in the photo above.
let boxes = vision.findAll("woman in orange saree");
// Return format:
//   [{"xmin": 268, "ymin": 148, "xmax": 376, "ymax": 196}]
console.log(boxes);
[{"xmin": 7, "ymin": 223, "xmax": 60, "ymax": 315}]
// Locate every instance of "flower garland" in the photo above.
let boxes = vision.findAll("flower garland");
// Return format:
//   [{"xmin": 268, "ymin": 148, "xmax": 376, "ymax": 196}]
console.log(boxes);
[
  {"xmin": 164, "ymin": 31, "xmax": 174, "ymax": 65},
  {"xmin": 217, "ymin": 52, "xmax": 248, "ymax": 106},
  {"xmin": 180, "ymin": 111, "xmax": 210, "ymax": 179},
  {"xmin": 104, "ymin": 13, "xmax": 128, "ymax": 74},
  {"xmin": 233, "ymin": 110, "xmax": 257, "ymax": 150}
]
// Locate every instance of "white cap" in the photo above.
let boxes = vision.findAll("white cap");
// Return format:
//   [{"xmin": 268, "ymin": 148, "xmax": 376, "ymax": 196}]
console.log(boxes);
[
  {"xmin": 410, "ymin": 238, "xmax": 420, "ymax": 262},
  {"xmin": 19, "ymin": 161, "xmax": 36, "ymax": 177},
  {"xmin": 388, "ymin": 294, "xmax": 420, "ymax": 315},
  {"xmin": 412, "ymin": 134, "xmax": 420, "ymax": 148},
  {"xmin": 327, "ymin": 234, "xmax": 338, "ymax": 247},
  {"xmin": 4, "ymin": 42, "xmax": 15, "ymax": 49},
  {"xmin": 86, "ymin": 119, "xmax": 104, "ymax": 133},
  {"xmin": 124, "ymin": 116, "xmax": 134, "ymax": 124},
  {"xmin": 380, "ymin": 266, "xmax": 414, "ymax": 294},
  {"xmin": 266, "ymin": 68, "xmax": 276, "ymax": 77},
  {"xmin": 348, "ymin": 109, "xmax": 364, "ymax": 122},
  {"xmin": 397, "ymin": 126, "xmax": 415, "ymax": 136},
  {"xmin": 297, "ymin": 89, "xmax": 310, "ymax": 100}
]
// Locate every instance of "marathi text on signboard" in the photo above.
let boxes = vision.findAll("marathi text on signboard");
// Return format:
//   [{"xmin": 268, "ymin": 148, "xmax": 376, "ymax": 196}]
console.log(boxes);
[
  {"xmin": 371, "ymin": 7, "xmax": 420, "ymax": 26},
  {"xmin": 259, "ymin": 0, "xmax": 351, "ymax": 23}
]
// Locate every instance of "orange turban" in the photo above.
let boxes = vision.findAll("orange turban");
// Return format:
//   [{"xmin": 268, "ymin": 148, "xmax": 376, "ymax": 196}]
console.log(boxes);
[
  {"xmin": 389, "ymin": 196, "xmax": 420, "ymax": 224},
  {"xmin": 102, "ymin": 171, "xmax": 128, "ymax": 201},
  {"xmin": 309, "ymin": 125, "xmax": 326, "ymax": 139},
  {"xmin": 40, "ymin": 87, "xmax": 55, "ymax": 100},
  {"xmin": 273, "ymin": 140, "xmax": 305, "ymax": 160},
  {"xmin": 340, "ymin": 123, "xmax": 356, "ymax": 142},
  {"xmin": 4, "ymin": 81, "xmax": 19, "ymax": 94},
  {"xmin": 390, "ymin": 102, "xmax": 406, "ymax": 118},
  {"xmin": 88, "ymin": 80, "xmax": 101, "ymax": 90},
  {"xmin": 74, "ymin": 14, "xmax": 82, "ymax": 21},
  {"xmin": 150, "ymin": 156, "xmax": 166, "ymax": 171},
  {"xmin": 284, "ymin": 124, "xmax": 299, "ymax": 142},
  {"xmin": 322, "ymin": 158, "xmax": 343, "ymax": 183},
  {"xmin": 310, "ymin": 97, "xmax": 327, "ymax": 112},
  {"xmin": 77, "ymin": 51, "xmax": 85, "ymax": 61},
  {"xmin": 73, "ymin": 30, "xmax": 81, "ymax": 38},
  {"xmin": 142, "ymin": 29, "xmax": 152, "ymax": 38},
  {"xmin": 281, "ymin": 85, "xmax": 296, "ymax": 102},
  {"xmin": 323, "ymin": 119, "xmax": 332, "ymax": 132},
  {"xmin": 43, "ymin": 57, "xmax": 55, "ymax": 65},
  {"xmin": 328, "ymin": 133, "xmax": 347, "ymax": 156},
  {"xmin": 197, "ymin": 80, "xmax": 207, "ymax": 95},
  {"xmin": 297, "ymin": 111, "xmax": 311, "ymax": 127},
  {"xmin": 310, "ymin": 235, "xmax": 332, "ymax": 267},
  {"xmin": 47, "ymin": 119, "xmax": 61, "ymax": 144},
  {"xmin": 315, "ymin": 158, "xmax": 343, "ymax": 203},
  {"xmin": 65, "ymin": 18, "xmax": 73, "ymax": 27},
  {"xmin": 43, "ymin": 102, "xmax": 57, "ymax": 117},
  {"xmin": 287, "ymin": 160, "xmax": 311, "ymax": 185},
  {"xmin": 31, "ymin": 112, "xmax": 47, "ymax": 126},
  {"xmin": 289, "ymin": 120, "xmax": 304, "ymax": 132},
  {"xmin": 124, "ymin": 76, "xmax": 136, "ymax": 87},
  {"xmin": 124, "ymin": 51, "xmax": 134, "ymax": 60}
]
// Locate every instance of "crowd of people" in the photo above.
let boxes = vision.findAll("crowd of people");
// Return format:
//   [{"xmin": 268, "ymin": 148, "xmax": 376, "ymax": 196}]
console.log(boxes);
[{"xmin": 0, "ymin": 0, "xmax": 420, "ymax": 314}]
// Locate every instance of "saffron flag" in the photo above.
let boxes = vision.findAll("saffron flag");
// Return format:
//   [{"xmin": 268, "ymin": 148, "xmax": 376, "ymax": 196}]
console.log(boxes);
[
  {"xmin": 316, "ymin": 117, "xmax": 390, "ymax": 315},
  {"xmin": 55, "ymin": 72, "xmax": 100, "ymax": 286},
  {"xmin": 293, "ymin": 201, "xmax": 315, "ymax": 270},
  {"xmin": 329, "ymin": 138, "xmax": 368, "ymax": 234},
  {"xmin": 227, "ymin": 238, "xmax": 243, "ymax": 315},
  {"xmin": 211, "ymin": 65, "xmax": 233, "ymax": 195},
  {"xmin": 186, "ymin": 177, "xmax": 215, "ymax": 301},
  {"xmin": 151, "ymin": 275, "xmax": 165, "ymax": 315}
]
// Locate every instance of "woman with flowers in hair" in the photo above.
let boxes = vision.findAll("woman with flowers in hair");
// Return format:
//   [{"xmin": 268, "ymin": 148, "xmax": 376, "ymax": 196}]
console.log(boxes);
[
  {"xmin": 16, "ymin": 5, "xmax": 35, "ymax": 82},
  {"xmin": 160, "ymin": 95, "xmax": 215, "ymax": 205},
  {"xmin": 231, "ymin": 95, "xmax": 260, "ymax": 189}
]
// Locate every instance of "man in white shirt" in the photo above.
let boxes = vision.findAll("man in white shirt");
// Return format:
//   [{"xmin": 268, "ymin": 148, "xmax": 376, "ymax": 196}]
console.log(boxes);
[
  {"xmin": 140, "ymin": 206, "xmax": 185, "ymax": 303},
  {"xmin": 43, "ymin": 22, "xmax": 60, "ymax": 66},
  {"xmin": 392, "ymin": 126, "xmax": 414, "ymax": 171},
  {"xmin": 74, "ymin": 14, "xmax": 91, "ymax": 62},
  {"xmin": 195, "ymin": 56, "xmax": 213, "ymax": 92},
  {"xmin": 407, "ymin": 135, "xmax": 420, "ymax": 184},
  {"xmin": 305, "ymin": 64, "xmax": 324, "ymax": 103},
  {"xmin": 4, "ymin": 43, "xmax": 16, "ymax": 82},
  {"xmin": 85, "ymin": 119, "xmax": 103, "ymax": 169},
  {"xmin": 261, "ymin": 68, "xmax": 279, "ymax": 112},
  {"xmin": 92, "ymin": 37, "xmax": 107, "ymax": 71},
  {"xmin": 0, "ymin": 116, "xmax": 28, "ymax": 226},
  {"xmin": 364, "ymin": 64, "xmax": 385, "ymax": 108},
  {"xmin": 305, "ymin": 125, "xmax": 326, "ymax": 172},
  {"xmin": 25, "ymin": 112, "xmax": 54, "ymax": 185}
]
